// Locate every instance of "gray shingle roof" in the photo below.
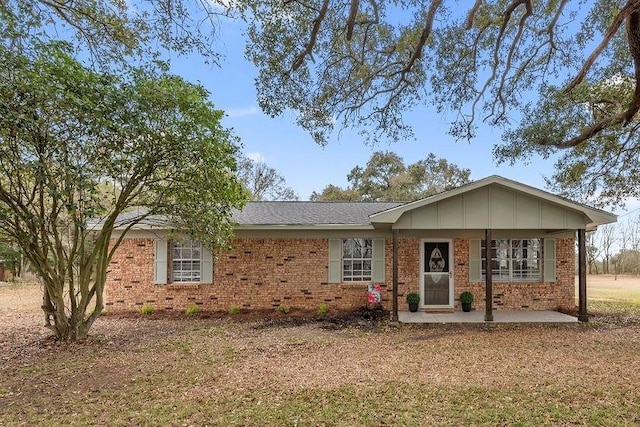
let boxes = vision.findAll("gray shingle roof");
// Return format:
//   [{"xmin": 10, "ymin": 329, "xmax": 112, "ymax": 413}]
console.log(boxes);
[{"xmin": 233, "ymin": 201, "xmax": 403, "ymax": 225}]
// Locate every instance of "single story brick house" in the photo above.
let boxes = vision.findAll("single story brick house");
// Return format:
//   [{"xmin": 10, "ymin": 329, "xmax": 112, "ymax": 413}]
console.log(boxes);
[{"xmin": 105, "ymin": 175, "xmax": 616, "ymax": 321}]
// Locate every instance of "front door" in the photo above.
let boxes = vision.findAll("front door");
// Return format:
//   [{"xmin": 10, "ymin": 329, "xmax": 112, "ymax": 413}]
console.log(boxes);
[{"xmin": 421, "ymin": 240, "xmax": 453, "ymax": 308}]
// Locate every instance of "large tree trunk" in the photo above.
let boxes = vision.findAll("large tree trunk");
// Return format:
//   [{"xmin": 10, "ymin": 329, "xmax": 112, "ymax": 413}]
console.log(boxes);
[{"xmin": 42, "ymin": 281, "xmax": 90, "ymax": 340}]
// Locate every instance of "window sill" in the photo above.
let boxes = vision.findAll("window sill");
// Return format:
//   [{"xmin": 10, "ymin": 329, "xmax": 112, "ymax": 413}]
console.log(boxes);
[
  {"xmin": 340, "ymin": 281, "xmax": 374, "ymax": 287},
  {"xmin": 166, "ymin": 283, "xmax": 208, "ymax": 289}
]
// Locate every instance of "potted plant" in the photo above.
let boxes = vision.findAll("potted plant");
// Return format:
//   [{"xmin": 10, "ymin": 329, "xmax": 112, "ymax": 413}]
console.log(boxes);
[
  {"xmin": 460, "ymin": 291, "xmax": 474, "ymax": 312},
  {"xmin": 406, "ymin": 292, "xmax": 420, "ymax": 313}
]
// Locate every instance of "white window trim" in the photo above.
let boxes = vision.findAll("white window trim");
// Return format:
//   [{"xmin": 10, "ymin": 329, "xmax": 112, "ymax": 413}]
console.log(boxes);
[
  {"xmin": 171, "ymin": 239, "xmax": 202, "ymax": 283},
  {"xmin": 342, "ymin": 238, "xmax": 373, "ymax": 282},
  {"xmin": 481, "ymin": 238, "xmax": 542, "ymax": 282},
  {"xmin": 154, "ymin": 238, "xmax": 214, "ymax": 285}
]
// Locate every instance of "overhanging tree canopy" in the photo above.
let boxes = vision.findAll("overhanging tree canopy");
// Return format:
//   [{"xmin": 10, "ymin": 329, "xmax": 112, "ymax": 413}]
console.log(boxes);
[
  {"xmin": 7, "ymin": 0, "xmax": 640, "ymax": 204},
  {"xmin": 237, "ymin": 0, "xmax": 640, "ymax": 206},
  {"xmin": 242, "ymin": 0, "xmax": 640, "ymax": 143},
  {"xmin": 10, "ymin": 1, "xmax": 640, "ymax": 206}
]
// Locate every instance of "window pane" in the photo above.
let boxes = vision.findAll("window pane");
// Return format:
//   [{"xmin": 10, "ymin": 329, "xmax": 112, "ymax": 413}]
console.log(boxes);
[
  {"xmin": 343, "ymin": 239, "xmax": 352, "ymax": 258},
  {"xmin": 363, "ymin": 246, "xmax": 372, "ymax": 258},
  {"xmin": 342, "ymin": 238, "xmax": 374, "ymax": 281},
  {"xmin": 352, "ymin": 239, "xmax": 363, "ymax": 258},
  {"xmin": 171, "ymin": 240, "xmax": 201, "ymax": 282},
  {"xmin": 363, "ymin": 239, "xmax": 373, "ymax": 258}
]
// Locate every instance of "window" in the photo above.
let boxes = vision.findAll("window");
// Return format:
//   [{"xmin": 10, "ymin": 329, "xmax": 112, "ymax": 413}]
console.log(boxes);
[
  {"xmin": 481, "ymin": 239, "xmax": 541, "ymax": 281},
  {"xmin": 171, "ymin": 240, "xmax": 201, "ymax": 282},
  {"xmin": 342, "ymin": 238, "xmax": 373, "ymax": 281},
  {"xmin": 154, "ymin": 238, "xmax": 212, "ymax": 285}
]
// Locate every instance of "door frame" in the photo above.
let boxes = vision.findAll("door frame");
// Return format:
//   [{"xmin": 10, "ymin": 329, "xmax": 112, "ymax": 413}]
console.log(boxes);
[{"xmin": 419, "ymin": 238, "xmax": 454, "ymax": 309}]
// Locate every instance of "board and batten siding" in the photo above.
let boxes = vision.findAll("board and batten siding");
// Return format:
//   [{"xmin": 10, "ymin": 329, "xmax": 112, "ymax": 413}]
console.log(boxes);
[{"xmin": 394, "ymin": 186, "xmax": 588, "ymax": 230}]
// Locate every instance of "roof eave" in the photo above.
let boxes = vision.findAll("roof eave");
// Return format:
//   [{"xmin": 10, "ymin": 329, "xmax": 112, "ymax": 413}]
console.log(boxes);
[
  {"xmin": 369, "ymin": 175, "xmax": 618, "ymax": 227},
  {"xmin": 235, "ymin": 224, "xmax": 375, "ymax": 230}
]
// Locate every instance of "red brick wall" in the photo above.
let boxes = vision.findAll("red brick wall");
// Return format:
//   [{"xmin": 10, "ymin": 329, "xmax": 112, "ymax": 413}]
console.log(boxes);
[
  {"xmin": 453, "ymin": 237, "xmax": 575, "ymax": 311},
  {"xmin": 392, "ymin": 237, "xmax": 420, "ymax": 311},
  {"xmin": 106, "ymin": 237, "xmax": 375, "ymax": 312},
  {"xmin": 105, "ymin": 236, "xmax": 576, "ymax": 313}
]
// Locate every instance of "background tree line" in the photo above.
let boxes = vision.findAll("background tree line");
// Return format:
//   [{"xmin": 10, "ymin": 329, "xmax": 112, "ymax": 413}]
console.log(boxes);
[{"xmin": 586, "ymin": 214, "xmax": 640, "ymax": 276}]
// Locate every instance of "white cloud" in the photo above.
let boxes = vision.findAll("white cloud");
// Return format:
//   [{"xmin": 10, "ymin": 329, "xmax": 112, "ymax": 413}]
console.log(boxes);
[
  {"xmin": 225, "ymin": 106, "xmax": 260, "ymax": 118},
  {"xmin": 246, "ymin": 152, "xmax": 265, "ymax": 163}
]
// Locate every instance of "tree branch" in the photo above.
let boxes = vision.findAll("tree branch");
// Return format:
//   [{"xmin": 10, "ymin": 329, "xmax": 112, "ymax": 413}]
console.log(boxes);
[
  {"xmin": 624, "ymin": 9, "xmax": 640, "ymax": 124},
  {"xmin": 564, "ymin": 1, "xmax": 638, "ymax": 93},
  {"xmin": 401, "ymin": 0, "xmax": 442, "ymax": 74},
  {"xmin": 466, "ymin": 0, "xmax": 484, "ymax": 30},
  {"xmin": 346, "ymin": 0, "xmax": 359, "ymax": 41},
  {"xmin": 291, "ymin": 0, "xmax": 330, "ymax": 71}
]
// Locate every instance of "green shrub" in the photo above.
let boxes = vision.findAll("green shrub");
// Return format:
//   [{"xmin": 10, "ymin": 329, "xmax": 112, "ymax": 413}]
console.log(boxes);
[
  {"xmin": 228, "ymin": 305, "xmax": 241, "ymax": 315},
  {"xmin": 139, "ymin": 305, "xmax": 154, "ymax": 315},
  {"xmin": 185, "ymin": 305, "xmax": 199, "ymax": 316},
  {"xmin": 317, "ymin": 302, "xmax": 329, "ymax": 315},
  {"xmin": 460, "ymin": 291, "xmax": 474, "ymax": 304},
  {"xmin": 276, "ymin": 304, "xmax": 290, "ymax": 314},
  {"xmin": 406, "ymin": 292, "xmax": 420, "ymax": 305}
]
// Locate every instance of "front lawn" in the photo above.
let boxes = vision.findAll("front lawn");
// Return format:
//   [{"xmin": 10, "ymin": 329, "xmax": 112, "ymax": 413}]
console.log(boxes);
[{"xmin": 1, "ymin": 281, "xmax": 639, "ymax": 426}]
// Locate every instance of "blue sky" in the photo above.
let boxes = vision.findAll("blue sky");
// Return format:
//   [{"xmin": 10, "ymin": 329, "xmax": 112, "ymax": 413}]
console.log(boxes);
[{"xmin": 170, "ymin": 17, "xmax": 579, "ymax": 205}]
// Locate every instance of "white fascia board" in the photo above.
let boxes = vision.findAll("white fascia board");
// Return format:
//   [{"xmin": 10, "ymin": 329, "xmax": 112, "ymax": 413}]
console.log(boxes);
[{"xmin": 369, "ymin": 175, "xmax": 618, "ymax": 227}]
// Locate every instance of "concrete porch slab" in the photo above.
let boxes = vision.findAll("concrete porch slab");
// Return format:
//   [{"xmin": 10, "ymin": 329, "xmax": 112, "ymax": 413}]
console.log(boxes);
[{"xmin": 398, "ymin": 310, "xmax": 578, "ymax": 323}]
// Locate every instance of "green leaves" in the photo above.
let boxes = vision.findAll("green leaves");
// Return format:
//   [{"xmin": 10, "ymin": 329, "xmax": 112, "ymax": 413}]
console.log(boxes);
[
  {"xmin": 2, "ymin": 0, "xmax": 222, "ymax": 68},
  {"xmin": 0, "ymin": 26, "xmax": 245, "ymax": 339},
  {"xmin": 311, "ymin": 151, "xmax": 470, "ymax": 202},
  {"xmin": 498, "ymin": 77, "xmax": 640, "ymax": 207}
]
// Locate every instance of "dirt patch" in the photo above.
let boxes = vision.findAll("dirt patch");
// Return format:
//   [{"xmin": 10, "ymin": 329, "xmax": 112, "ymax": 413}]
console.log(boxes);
[
  {"xmin": 583, "ymin": 273, "xmax": 640, "ymax": 288},
  {"xmin": 0, "ymin": 281, "xmax": 42, "ymax": 313}
]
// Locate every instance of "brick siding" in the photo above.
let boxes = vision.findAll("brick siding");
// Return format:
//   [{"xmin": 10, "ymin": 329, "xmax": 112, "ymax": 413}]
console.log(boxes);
[
  {"xmin": 106, "ymin": 238, "xmax": 372, "ymax": 312},
  {"xmin": 452, "ymin": 237, "xmax": 575, "ymax": 312},
  {"xmin": 105, "ymin": 236, "xmax": 575, "ymax": 313}
]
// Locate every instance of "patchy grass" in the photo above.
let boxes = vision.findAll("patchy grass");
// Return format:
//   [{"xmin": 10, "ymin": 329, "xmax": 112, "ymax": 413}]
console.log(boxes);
[
  {"xmin": 585, "ymin": 274, "xmax": 640, "ymax": 303},
  {"xmin": 1, "ymin": 279, "xmax": 640, "ymax": 425},
  {"xmin": 580, "ymin": 275, "xmax": 640, "ymax": 320}
]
